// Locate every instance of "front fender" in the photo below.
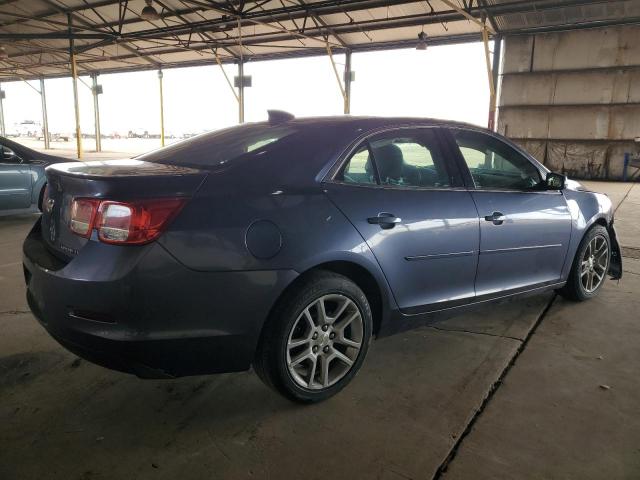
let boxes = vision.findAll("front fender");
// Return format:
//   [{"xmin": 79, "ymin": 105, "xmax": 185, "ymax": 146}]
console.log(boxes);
[
  {"xmin": 608, "ymin": 223, "xmax": 623, "ymax": 280},
  {"xmin": 562, "ymin": 188, "xmax": 620, "ymax": 280}
]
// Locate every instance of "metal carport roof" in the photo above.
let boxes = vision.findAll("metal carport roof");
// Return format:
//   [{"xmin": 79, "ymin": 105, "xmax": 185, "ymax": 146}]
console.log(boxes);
[{"xmin": 0, "ymin": 0, "xmax": 639, "ymax": 81}]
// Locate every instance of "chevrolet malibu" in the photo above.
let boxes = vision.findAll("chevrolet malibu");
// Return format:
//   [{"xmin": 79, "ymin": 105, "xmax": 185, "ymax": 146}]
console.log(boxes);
[{"xmin": 23, "ymin": 112, "xmax": 622, "ymax": 403}]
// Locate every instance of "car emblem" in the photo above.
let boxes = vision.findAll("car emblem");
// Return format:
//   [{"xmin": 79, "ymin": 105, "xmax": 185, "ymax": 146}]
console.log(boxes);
[{"xmin": 45, "ymin": 197, "xmax": 55, "ymax": 213}]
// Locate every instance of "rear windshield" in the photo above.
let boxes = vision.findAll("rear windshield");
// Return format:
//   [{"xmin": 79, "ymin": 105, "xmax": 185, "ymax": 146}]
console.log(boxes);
[{"xmin": 138, "ymin": 123, "xmax": 297, "ymax": 168}]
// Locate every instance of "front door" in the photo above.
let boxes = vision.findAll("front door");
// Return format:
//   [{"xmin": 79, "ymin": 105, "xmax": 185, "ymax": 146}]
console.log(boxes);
[
  {"xmin": 447, "ymin": 128, "xmax": 572, "ymax": 297},
  {"xmin": 325, "ymin": 128, "xmax": 480, "ymax": 314},
  {"xmin": 0, "ymin": 144, "xmax": 31, "ymax": 211}
]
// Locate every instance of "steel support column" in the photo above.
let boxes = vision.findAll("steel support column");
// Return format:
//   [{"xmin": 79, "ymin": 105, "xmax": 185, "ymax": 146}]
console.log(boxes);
[
  {"xmin": 489, "ymin": 35, "xmax": 502, "ymax": 131},
  {"xmin": 91, "ymin": 73, "xmax": 102, "ymax": 152},
  {"xmin": 68, "ymin": 15, "xmax": 82, "ymax": 158},
  {"xmin": 158, "ymin": 69, "xmax": 165, "ymax": 147},
  {"xmin": 326, "ymin": 45, "xmax": 347, "ymax": 115},
  {"xmin": 0, "ymin": 84, "xmax": 5, "ymax": 137},
  {"xmin": 237, "ymin": 60, "xmax": 245, "ymax": 123},
  {"xmin": 344, "ymin": 50, "xmax": 352, "ymax": 114},
  {"xmin": 40, "ymin": 78, "xmax": 50, "ymax": 149}
]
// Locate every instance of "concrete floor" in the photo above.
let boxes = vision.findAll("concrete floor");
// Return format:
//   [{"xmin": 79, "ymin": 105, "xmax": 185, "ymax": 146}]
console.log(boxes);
[{"xmin": 1, "ymin": 182, "xmax": 639, "ymax": 480}]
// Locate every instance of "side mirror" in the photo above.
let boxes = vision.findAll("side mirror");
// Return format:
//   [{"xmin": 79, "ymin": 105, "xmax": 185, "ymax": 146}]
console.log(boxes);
[
  {"xmin": 1, "ymin": 147, "xmax": 20, "ymax": 163},
  {"xmin": 545, "ymin": 172, "xmax": 566, "ymax": 190}
]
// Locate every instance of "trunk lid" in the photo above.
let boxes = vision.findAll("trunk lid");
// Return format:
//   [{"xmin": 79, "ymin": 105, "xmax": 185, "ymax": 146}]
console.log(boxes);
[{"xmin": 41, "ymin": 159, "xmax": 207, "ymax": 259}]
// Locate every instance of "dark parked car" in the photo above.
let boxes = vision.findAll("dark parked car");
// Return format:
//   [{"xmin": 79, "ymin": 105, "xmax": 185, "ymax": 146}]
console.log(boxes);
[
  {"xmin": 0, "ymin": 135, "xmax": 69, "ymax": 215},
  {"xmin": 23, "ymin": 113, "xmax": 622, "ymax": 402}
]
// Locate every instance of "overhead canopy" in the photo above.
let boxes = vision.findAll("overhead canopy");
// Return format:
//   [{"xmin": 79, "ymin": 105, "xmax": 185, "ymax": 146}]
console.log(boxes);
[{"xmin": 0, "ymin": 0, "xmax": 638, "ymax": 81}]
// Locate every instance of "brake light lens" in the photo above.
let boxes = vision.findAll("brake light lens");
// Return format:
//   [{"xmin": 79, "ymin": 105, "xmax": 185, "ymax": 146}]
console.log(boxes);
[
  {"xmin": 69, "ymin": 197, "xmax": 187, "ymax": 245},
  {"xmin": 70, "ymin": 198, "xmax": 100, "ymax": 237}
]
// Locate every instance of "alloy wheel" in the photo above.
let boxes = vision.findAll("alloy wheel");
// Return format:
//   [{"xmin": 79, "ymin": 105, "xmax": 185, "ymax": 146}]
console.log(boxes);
[
  {"xmin": 580, "ymin": 234, "xmax": 609, "ymax": 293},
  {"xmin": 286, "ymin": 294, "xmax": 364, "ymax": 390}
]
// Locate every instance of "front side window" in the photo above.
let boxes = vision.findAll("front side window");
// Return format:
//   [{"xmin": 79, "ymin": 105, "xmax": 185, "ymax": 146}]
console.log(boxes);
[
  {"xmin": 370, "ymin": 130, "xmax": 450, "ymax": 188},
  {"xmin": 453, "ymin": 130, "xmax": 541, "ymax": 190}
]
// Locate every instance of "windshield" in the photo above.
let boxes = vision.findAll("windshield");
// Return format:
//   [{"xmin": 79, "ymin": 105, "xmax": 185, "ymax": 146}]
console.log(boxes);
[{"xmin": 137, "ymin": 123, "xmax": 297, "ymax": 168}]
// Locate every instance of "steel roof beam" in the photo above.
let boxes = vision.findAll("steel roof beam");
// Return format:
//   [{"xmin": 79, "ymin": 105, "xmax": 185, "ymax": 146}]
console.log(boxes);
[
  {"xmin": 0, "ymin": 0, "xmax": 631, "ymax": 62},
  {"xmin": 89, "ymin": 0, "xmax": 616, "ymax": 41},
  {"xmin": 0, "ymin": 0, "xmax": 611, "ymax": 42}
]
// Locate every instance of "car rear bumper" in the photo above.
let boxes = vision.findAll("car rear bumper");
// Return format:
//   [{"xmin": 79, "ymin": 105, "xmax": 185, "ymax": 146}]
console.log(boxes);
[{"xmin": 23, "ymin": 219, "xmax": 298, "ymax": 378}]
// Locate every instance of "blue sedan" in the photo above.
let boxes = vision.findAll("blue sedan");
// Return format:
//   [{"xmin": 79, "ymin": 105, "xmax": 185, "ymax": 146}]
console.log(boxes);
[
  {"xmin": 23, "ymin": 112, "xmax": 622, "ymax": 403},
  {"xmin": 0, "ymin": 135, "xmax": 68, "ymax": 215}
]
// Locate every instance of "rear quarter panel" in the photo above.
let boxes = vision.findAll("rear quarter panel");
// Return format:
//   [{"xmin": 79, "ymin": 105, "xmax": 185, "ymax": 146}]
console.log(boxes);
[{"xmin": 158, "ymin": 175, "xmax": 397, "ymax": 328}]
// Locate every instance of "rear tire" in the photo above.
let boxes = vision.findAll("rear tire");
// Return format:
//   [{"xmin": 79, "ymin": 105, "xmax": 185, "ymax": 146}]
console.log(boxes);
[
  {"xmin": 558, "ymin": 224, "xmax": 610, "ymax": 301},
  {"xmin": 254, "ymin": 270, "xmax": 372, "ymax": 403}
]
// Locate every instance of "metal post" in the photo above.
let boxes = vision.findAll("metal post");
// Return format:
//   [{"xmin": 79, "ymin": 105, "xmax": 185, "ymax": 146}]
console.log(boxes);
[
  {"xmin": 91, "ymin": 73, "xmax": 101, "ymax": 152},
  {"xmin": 0, "ymin": 83, "xmax": 5, "ymax": 137},
  {"xmin": 69, "ymin": 14, "xmax": 82, "ymax": 158},
  {"xmin": 237, "ymin": 18, "xmax": 245, "ymax": 124},
  {"xmin": 158, "ymin": 69, "xmax": 165, "ymax": 147},
  {"xmin": 344, "ymin": 50, "xmax": 352, "ymax": 114},
  {"xmin": 238, "ymin": 60, "xmax": 245, "ymax": 123},
  {"xmin": 489, "ymin": 35, "xmax": 502, "ymax": 132},
  {"xmin": 327, "ymin": 45, "xmax": 347, "ymax": 115},
  {"xmin": 40, "ymin": 78, "xmax": 50, "ymax": 149}
]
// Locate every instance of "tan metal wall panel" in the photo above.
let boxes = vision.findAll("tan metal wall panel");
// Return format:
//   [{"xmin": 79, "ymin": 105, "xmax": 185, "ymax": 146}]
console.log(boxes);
[
  {"xmin": 500, "ymin": 105, "xmax": 640, "ymax": 141},
  {"xmin": 501, "ymin": 70, "xmax": 640, "ymax": 107},
  {"xmin": 498, "ymin": 108, "xmax": 549, "ymax": 139},
  {"xmin": 499, "ymin": 25, "xmax": 640, "ymax": 179},
  {"xmin": 532, "ymin": 25, "xmax": 640, "ymax": 71},
  {"xmin": 501, "ymin": 36, "xmax": 534, "ymax": 74},
  {"xmin": 500, "ymin": 74, "xmax": 553, "ymax": 106}
]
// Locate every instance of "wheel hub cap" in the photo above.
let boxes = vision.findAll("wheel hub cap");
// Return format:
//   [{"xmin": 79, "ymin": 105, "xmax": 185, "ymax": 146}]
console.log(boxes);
[{"xmin": 317, "ymin": 330, "xmax": 331, "ymax": 348}]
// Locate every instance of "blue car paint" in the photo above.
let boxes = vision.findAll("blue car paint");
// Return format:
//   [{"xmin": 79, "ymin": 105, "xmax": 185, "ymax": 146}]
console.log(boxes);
[
  {"xmin": 22, "ymin": 117, "xmax": 622, "ymax": 378},
  {"xmin": 0, "ymin": 135, "xmax": 68, "ymax": 215}
]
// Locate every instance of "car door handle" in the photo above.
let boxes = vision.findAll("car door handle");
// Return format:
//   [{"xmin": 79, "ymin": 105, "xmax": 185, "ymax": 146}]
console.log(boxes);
[
  {"xmin": 367, "ymin": 213, "xmax": 401, "ymax": 229},
  {"xmin": 484, "ymin": 211, "xmax": 506, "ymax": 225}
]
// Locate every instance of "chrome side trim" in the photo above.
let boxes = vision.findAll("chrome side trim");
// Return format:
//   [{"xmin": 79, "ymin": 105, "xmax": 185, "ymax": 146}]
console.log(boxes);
[
  {"xmin": 405, "ymin": 251, "xmax": 475, "ymax": 261},
  {"xmin": 481, "ymin": 244, "xmax": 562, "ymax": 254}
]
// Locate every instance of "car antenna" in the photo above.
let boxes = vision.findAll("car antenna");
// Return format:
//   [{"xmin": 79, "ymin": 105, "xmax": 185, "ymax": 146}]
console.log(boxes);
[{"xmin": 267, "ymin": 110, "xmax": 295, "ymax": 124}]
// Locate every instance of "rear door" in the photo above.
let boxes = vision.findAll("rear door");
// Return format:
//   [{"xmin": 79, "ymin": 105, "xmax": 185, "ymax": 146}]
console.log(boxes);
[
  {"xmin": 324, "ymin": 127, "xmax": 480, "ymax": 314},
  {"xmin": 0, "ymin": 143, "xmax": 31, "ymax": 210},
  {"xmin": 446, "ymin": 128, "xmax": 572, "ymax": 297}
]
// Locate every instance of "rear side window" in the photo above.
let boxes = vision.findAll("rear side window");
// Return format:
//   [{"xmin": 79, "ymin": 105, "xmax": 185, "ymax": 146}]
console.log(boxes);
[
  {"xmin": 338, "ymin": 145, "xmax": 377, "ymax": 185},
  {"xmin": 453, "ymin": 130, "xmax": 541, "ymax": 190},
  {"xmin": 138, "ymin": 123, "xmax": 297, "ymax": 168},
  {"xmin": 370, "ymin": 134, "xmax": 450, "ymax": 188}
]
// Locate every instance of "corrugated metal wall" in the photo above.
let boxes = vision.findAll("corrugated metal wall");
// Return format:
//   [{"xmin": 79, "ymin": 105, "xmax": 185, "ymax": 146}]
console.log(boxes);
[{"xmin": 498, "ymin": 25, "xmax": 640, "ymax": 180}]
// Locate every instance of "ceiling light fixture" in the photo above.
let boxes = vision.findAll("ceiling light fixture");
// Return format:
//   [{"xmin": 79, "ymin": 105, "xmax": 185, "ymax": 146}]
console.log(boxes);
[
  {"xmin": 141, "ymin": 0, "xmax": 160, "ymax": 21},
  {"xmin": 416, "ymin": 31, "xmax": 428, "ymax": 51},
  {"xmin": 0, "ymin": 47, "xmax": 8, "ymax": 60}
]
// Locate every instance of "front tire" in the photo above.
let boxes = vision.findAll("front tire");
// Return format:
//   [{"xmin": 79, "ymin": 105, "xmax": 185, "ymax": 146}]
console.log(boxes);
[
  {"xmin": 559, "ymin": 224, "xmax": 610, "ymax": 301},
  {"xmin": 254, "ymin": 271, "xmax": 372, "ymax": 403}
]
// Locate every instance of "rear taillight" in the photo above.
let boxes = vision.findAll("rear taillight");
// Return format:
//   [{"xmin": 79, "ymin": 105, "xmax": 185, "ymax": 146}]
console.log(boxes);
[
  {"xmin": 70, "ymin": 199, "xmax": 100, "ymax": 237},
  {"xmin": 69, "ymin": 197, "xmax": 186, "ymax": 245}
]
